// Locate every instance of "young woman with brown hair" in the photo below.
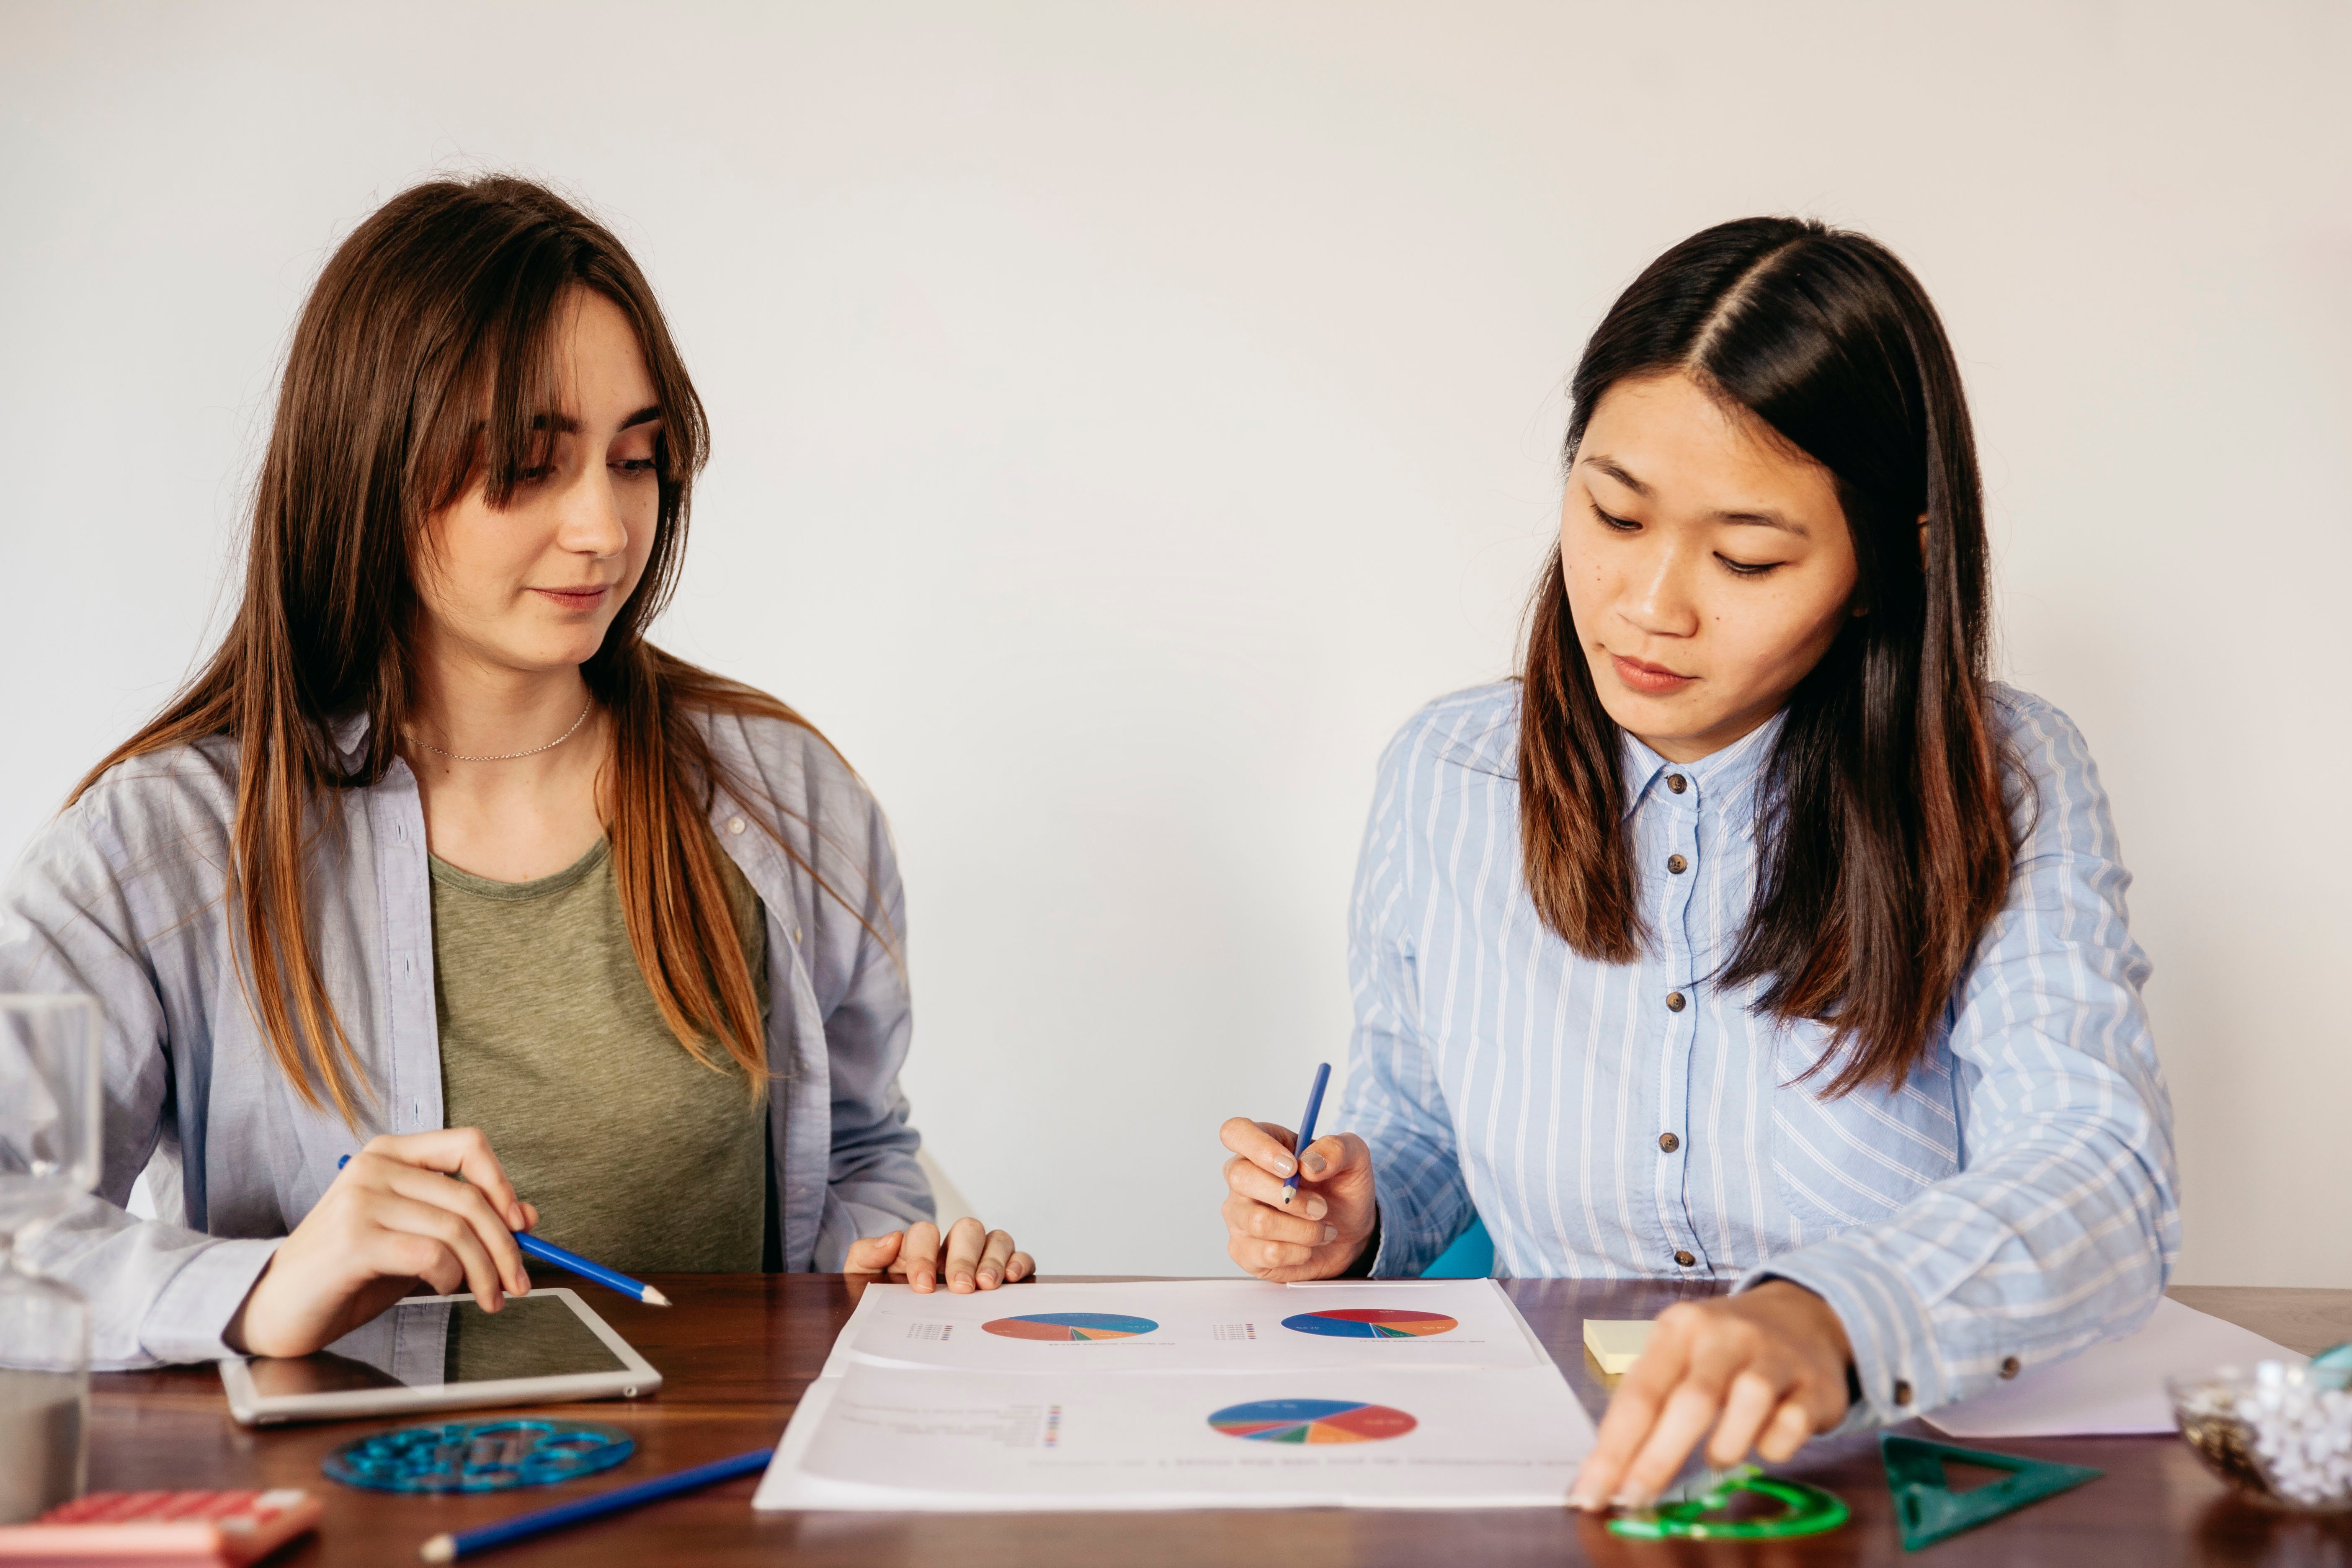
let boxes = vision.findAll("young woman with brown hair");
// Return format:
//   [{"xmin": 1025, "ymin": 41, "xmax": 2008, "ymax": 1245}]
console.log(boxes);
[
  {"xmin": 3, "ymin": 176, "xmax": 1028, "ymax": 1366},
  {"xmin": 1216, "ymin": 218, "xmax": 2178, "ymax": 1505}
]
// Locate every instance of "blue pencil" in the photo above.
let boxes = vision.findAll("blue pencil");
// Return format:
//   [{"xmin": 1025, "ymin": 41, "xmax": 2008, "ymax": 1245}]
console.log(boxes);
[
  {"xmin": 1280, "ymin": 1061, "xmax": 1332, "ymax": 1205},
  {"xmin": 419, "ymin": 1448, "xmax": 772, "ymax": 1561},
  {"xmin": 336, "ymin": 1154, "xmax": 669, "ymax": 1307}
]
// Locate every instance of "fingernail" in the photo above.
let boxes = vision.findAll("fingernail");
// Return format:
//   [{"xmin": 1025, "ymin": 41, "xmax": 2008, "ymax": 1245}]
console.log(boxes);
[
  {"xmin": 953, "ymin": 1273, "xmax": 973, "ymax": 1291},
  {"xmin": 1272, "ymin": 1154, "xmax": 1295, "ymax": 1175},
  {"xmin": 1322, "ymin": 1225, "xmax": 1338, "ymax": 1243},
  {"xmin": 1611, "ymin": 1492, "xmax": 1646, "ymax": 1510},
  {"xmin": 1303, "ymin": 1153, "xmax": 1328, "ymax": 1176},
  {"xmin": 979, "ymin": 1270, "xmax": 1000, "ymax": 1287},
  {"xmin": 1307, "ymin": 1197, "xmax": 1328, "ymax": 1220},
  {"xmin": 1568, "ymin": 1493, "xmax": 1600, "ymax": 1512},
  {"xmin": 916, "ymin": 1271, "xmax": 934, "ymax": 1290}
]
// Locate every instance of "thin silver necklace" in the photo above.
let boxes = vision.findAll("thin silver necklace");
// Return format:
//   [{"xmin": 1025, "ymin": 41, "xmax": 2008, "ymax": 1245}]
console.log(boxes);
[{"xmin": 414, "ymin": 699, "xmax": 594, "ymax": 763}]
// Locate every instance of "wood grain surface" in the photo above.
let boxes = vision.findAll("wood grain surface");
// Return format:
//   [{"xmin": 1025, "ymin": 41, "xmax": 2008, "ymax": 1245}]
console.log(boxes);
[{"xmin": 80, "ymin": 1274, "xmax": 2352, "ymax": 1566}]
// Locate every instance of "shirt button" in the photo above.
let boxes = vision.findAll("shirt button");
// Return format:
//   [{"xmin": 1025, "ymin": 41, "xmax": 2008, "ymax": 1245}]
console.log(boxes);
[
  {"xmin": 1674, "ymin": 1250, "xmax": 1696, "ymax": 1267},
  {"xmin": 1658, "ymin": 1132, "xmax": 1680, "ymax": 1153},
  {"xmin": 1666, "ymin": 854, "xmax": 1688, "ymax": 874},
  {"xmin": 1999, "ymin": 1357, "xmax": 2021, "ymax": 1380},
  {"xmin": 1893, "ymin": 1380, "xmax": 1914, "ymax": 1406},
  {"xmin": 1667, "ymin": 774, "xmax": 1687, "ymax": 794},
  {"xmin": 728, "ymin": 817, "xmax": 746, "ymax": 835},
  {"xmin": 1666, "ymin": 990, "xmax": 1687, "ymax": 1012},
  {"xmin": 790, "ymin": 927, "xmax": 802, "ymax": 945}
]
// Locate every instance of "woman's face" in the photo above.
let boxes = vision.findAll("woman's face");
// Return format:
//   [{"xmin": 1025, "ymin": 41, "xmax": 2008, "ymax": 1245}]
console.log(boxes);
[
  {"xmin": 1560, "ymin": 370, "xmax": 1860, "ymax": 765},
  {"xmin": 414, "ymin": 289, "xmax": 663, "ymax": 680}
]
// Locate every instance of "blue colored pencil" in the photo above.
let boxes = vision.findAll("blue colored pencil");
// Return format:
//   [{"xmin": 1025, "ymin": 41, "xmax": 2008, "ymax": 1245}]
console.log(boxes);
[
  {"xmin": 419, "ymin": 1448, "xmax": 773, "ymax": 1561},
  {"xmin": 1280, "ymin": 1061, "xmax": 1332, "ymax": 1205},
  {"xmin": 336, "ymin": 1154, "xmax": 669, "ymax": 1306}
]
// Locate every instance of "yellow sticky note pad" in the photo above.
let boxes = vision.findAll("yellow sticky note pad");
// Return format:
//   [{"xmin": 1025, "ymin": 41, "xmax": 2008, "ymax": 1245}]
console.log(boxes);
[{"xmin": 1583, "ymin": 1319, "xmax": 1651, "ymax": 1375}]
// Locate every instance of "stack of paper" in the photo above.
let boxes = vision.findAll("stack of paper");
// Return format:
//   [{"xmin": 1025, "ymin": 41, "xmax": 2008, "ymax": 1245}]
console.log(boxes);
[{"xmin": 755, "ymin": 1279, "xmax": 1597, "ymax": 1511}]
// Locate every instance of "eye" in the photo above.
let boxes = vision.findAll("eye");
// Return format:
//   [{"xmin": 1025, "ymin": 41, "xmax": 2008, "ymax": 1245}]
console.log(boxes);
[
  {"xmin": 1589, "ymin": 501, "xmax": 1640, "ymax": 532},
  {"xmin": 1715, "ymin": 554, "xmax": 1780, "ymax": 578},
  {"xmin": 517, "ymin": 464, "xmax": 556, "ymax": 484},
  {"xmin": 612, "ymin": 457, "xmax": 659, "ymax": 475}
]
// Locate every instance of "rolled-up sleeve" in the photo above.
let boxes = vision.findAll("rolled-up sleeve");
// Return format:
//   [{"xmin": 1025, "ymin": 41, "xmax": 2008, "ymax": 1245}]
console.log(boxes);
[
  {"xmin": 1343, "ymin": 720, "xmax": 1477, "ymax": 1279},
  {"xmin": 1738, "ymin": 694, "xmax": 2180, "ymax": 1422},
  {"xmin": 1, "ymin": 792, "xmax": 276, "ymax": 1368}
]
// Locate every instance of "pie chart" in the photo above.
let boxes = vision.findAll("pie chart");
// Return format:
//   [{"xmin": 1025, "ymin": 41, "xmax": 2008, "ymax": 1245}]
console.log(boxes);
[
  {"xmin": 1209, "ymin": 1398, "xmax": 1418, "ymax": 1444},
  {"xmin": 981, "ymin": 1312, "xmax": 1158, "ymax": 1342},
  {"xmin": 1281, "ymin": 1308, "xmax": 1459, "ymax": 1339}
]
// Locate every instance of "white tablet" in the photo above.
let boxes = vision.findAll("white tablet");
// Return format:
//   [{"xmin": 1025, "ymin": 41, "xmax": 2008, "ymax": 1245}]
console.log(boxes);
[{"xmin": 218, "ymin": 1287, "xmax": 661, "ymax": 1426}]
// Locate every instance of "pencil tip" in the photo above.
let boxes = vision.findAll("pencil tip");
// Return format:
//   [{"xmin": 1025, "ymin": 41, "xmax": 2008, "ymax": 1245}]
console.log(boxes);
[
  {"xmin": 420, "ymin": 1534, "xmax": 456, "ymax": 1563},
  {"xmin": 642, "ymin": 1286, "xmax": 672, "ymax": 1306}
]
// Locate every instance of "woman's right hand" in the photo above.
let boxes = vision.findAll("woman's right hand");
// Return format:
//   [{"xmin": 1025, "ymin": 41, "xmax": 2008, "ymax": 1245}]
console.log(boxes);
[
  {"xmin": 1220, "ymin": 1117, "xmax": 1378, "ymax": 1280},
  {"xmin": 224, "ymin": 1128, "xmax": 539, "ymax": 1359}
]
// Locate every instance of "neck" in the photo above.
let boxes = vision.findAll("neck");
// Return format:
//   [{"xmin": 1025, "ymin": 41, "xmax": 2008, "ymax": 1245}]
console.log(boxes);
[
  {"xmin": 407, "ymin": 642, "xmax": 594, "ymax": 768},
  {"xmin": 1632, "ymin": 703, "xmax": 1779, "ymax": 766}
]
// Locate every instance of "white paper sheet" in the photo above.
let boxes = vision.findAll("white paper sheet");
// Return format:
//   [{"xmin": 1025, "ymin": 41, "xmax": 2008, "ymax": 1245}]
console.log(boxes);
[
  {"xmin": 826, "ymin": 1278, "xmax": 1545, "ymax": 1375},
  {"xmin": 760, "ymin": 1362, "xmax": 1594, "ymax": 1511},
  {"xmin": 760, "ymin": 1279, "xmax": 1594, "ymax": 1511},
  {"xmin": 1923, "ymin": 1297, "xmax": 2303, "ymax": 1438}
]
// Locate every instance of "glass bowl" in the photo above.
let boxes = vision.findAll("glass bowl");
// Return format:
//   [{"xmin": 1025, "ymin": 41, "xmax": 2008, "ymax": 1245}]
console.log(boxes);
[{"xmin": 2169, "ymin": 1362, "xmax": 2352, "ymax": 1511}]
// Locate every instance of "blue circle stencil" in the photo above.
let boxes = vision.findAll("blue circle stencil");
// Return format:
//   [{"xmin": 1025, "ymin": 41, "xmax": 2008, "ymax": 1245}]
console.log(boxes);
[{"xmin": 322, "ymin": 1419, "xmax": 634, "ymax": 1493}]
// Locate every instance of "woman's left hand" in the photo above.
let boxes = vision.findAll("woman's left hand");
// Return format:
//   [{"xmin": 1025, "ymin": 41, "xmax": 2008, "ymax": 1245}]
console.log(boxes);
[
  {"xmin": 845, "ymin": 1217, "xmax": 1034, "ymax": 1293},
  {"xmin": 1570, "ymin": 1281, "xmax": 1853, "ymax": 1511}
]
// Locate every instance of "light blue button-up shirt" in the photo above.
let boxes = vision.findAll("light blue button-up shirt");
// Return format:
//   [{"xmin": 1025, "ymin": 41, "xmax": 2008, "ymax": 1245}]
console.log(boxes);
[{"xmin": 1347, "ymin": 681, "xmax": 2178, "ymax": 1423}]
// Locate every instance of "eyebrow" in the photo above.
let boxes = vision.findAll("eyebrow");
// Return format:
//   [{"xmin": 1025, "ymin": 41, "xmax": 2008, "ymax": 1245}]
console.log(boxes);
[
  {"xmin": 1582, "ymin": 453, "xmax": 1809, "ymax": 537},
  {"xmin": 525, "ymin": 405, "xmax": 663, "ymax": 435}
]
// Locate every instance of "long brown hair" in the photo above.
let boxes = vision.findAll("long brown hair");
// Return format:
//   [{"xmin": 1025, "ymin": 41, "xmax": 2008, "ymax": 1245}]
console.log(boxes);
[
  {"xmin": 1520, "ymin": 217, "xmax": 2017, "ymax": 1096},
  {"xmin": 73, "ymin": 175, "xmax": 856, "ymax": 1123}
]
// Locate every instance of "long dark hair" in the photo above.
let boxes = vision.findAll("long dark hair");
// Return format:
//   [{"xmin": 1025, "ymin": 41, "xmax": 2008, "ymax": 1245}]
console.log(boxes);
[
  {"xmin": 75, "ymin": 175, "xmax": 864, "ymax": 1122},
  {"xmin": 1519, "ymin": 216, "xmax": 2016, "ymax": 1096}
]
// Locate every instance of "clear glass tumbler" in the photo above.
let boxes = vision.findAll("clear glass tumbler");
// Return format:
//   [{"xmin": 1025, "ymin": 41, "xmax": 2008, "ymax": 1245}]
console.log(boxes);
[{"xmin": 0, "ymin": 994, "xmax": 102, "ymax": 1523}]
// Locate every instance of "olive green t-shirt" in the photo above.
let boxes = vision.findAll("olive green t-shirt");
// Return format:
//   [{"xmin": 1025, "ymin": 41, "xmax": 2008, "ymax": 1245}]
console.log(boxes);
[{"xmin": 430, "ymin": 836, "xmax": 770, "ymax": 1275}]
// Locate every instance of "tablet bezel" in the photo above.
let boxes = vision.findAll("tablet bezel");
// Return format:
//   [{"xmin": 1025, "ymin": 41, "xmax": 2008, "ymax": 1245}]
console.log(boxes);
[{"xmin": 217, "ymin": 1287, "xmax": 661, "ymax": 1426}]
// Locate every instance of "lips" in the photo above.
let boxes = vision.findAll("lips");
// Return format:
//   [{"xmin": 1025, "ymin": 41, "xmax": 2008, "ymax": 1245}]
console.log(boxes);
[
  {"xmin": 531, "ymin": 585, "xmax": 611, "ymax": 611},
  {"xmin": 1609, "ymin": 652, "xmax": 1696, "ymax": 696}
]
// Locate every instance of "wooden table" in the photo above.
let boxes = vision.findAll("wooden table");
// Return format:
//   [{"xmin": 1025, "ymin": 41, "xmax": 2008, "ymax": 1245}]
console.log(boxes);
[{"xmin": 83, "ymin": 1275, "xmax": 2352, "ymax": 1565}]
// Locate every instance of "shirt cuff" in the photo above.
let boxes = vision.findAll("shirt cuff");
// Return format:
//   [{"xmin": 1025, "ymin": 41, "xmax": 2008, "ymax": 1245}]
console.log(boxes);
[
  {"xmin": 1737, "ymin": 1236, "xmax": 1945, "ymax": 1427},
  {"xmin": 138, "ymin": 1237, "xmax": 283, "ymax": 1365}
]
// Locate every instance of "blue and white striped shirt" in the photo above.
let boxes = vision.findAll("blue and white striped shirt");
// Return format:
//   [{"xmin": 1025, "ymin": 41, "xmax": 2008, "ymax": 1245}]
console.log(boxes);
[{"xmin": 1345, "ymin": 680, "xmax": 2179, "ymax": 1423}]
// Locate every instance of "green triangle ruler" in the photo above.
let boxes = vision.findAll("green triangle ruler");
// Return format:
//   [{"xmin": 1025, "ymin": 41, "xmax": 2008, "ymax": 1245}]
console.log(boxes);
[{"xmin": 1880, "ymin": 1434, "xmax": 2102, "ymax": 1550}]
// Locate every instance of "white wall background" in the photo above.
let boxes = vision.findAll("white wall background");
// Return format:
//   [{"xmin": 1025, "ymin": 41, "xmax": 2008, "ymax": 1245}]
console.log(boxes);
[{"xmin": 3, "ymin": 2, "xmax": 2345, "ymax": 1282}]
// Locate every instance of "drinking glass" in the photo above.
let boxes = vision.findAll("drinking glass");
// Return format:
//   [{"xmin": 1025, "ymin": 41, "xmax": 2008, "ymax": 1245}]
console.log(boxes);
[{"xmin": 0, "ymin": 994, "xmax": 102, "ymax": 1522}]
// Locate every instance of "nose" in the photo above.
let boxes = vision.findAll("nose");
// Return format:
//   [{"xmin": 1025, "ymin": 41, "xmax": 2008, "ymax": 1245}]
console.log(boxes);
[
  {"xmin": 1617, "ymin": 537, "xmax": 1701, "ymax": 641},
  {"xmin": 553, "ymin": 462, "xmax": 629, "ymax": 562}
]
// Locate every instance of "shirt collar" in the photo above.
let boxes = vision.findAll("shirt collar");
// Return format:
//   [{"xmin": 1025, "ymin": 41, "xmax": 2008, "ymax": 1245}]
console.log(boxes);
[
  {"xmin": 1617, "ymin": 709, "xmax": 1785, "ymax": 819},
  {"xmin": 329, "ymin": 710, "xmax": 374, "ymax": 770}
]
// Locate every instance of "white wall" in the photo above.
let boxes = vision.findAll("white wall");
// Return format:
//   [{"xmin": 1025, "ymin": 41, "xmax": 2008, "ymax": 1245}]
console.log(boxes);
[{"xmin": 3, "ymin": 2, "xmax": 2345, "ymax": 1282}]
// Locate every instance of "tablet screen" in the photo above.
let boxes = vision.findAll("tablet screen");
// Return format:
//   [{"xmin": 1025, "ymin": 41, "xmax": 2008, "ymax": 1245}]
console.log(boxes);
[{"xmin": 244, "ymin": 1295, "xmax": 628, "ymax": 1397}]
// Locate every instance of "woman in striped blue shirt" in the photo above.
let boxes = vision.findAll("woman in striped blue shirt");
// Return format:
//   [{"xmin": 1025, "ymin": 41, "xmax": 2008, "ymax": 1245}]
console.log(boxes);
[{"xmin": 1219, "ymin": 218, "xmax": 2177, "ymax": 1508}]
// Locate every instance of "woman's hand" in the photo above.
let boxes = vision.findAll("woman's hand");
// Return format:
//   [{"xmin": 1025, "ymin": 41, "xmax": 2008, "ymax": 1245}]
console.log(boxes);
[
  {"xmin": 1570, "ymin": 1281, "xmax": 1853, "ymax": 1510},
  {"xmin": 225, "ymin": 1128, "xmax": 540, "ymax": 1360},
  {"xmin": 846, "ymin": 1217, "xmax": 1034, "ymax": 1293},
  {"xmin": 1220, "ymin": 1117, "xmax": 1377, "ymax": 1280}
]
